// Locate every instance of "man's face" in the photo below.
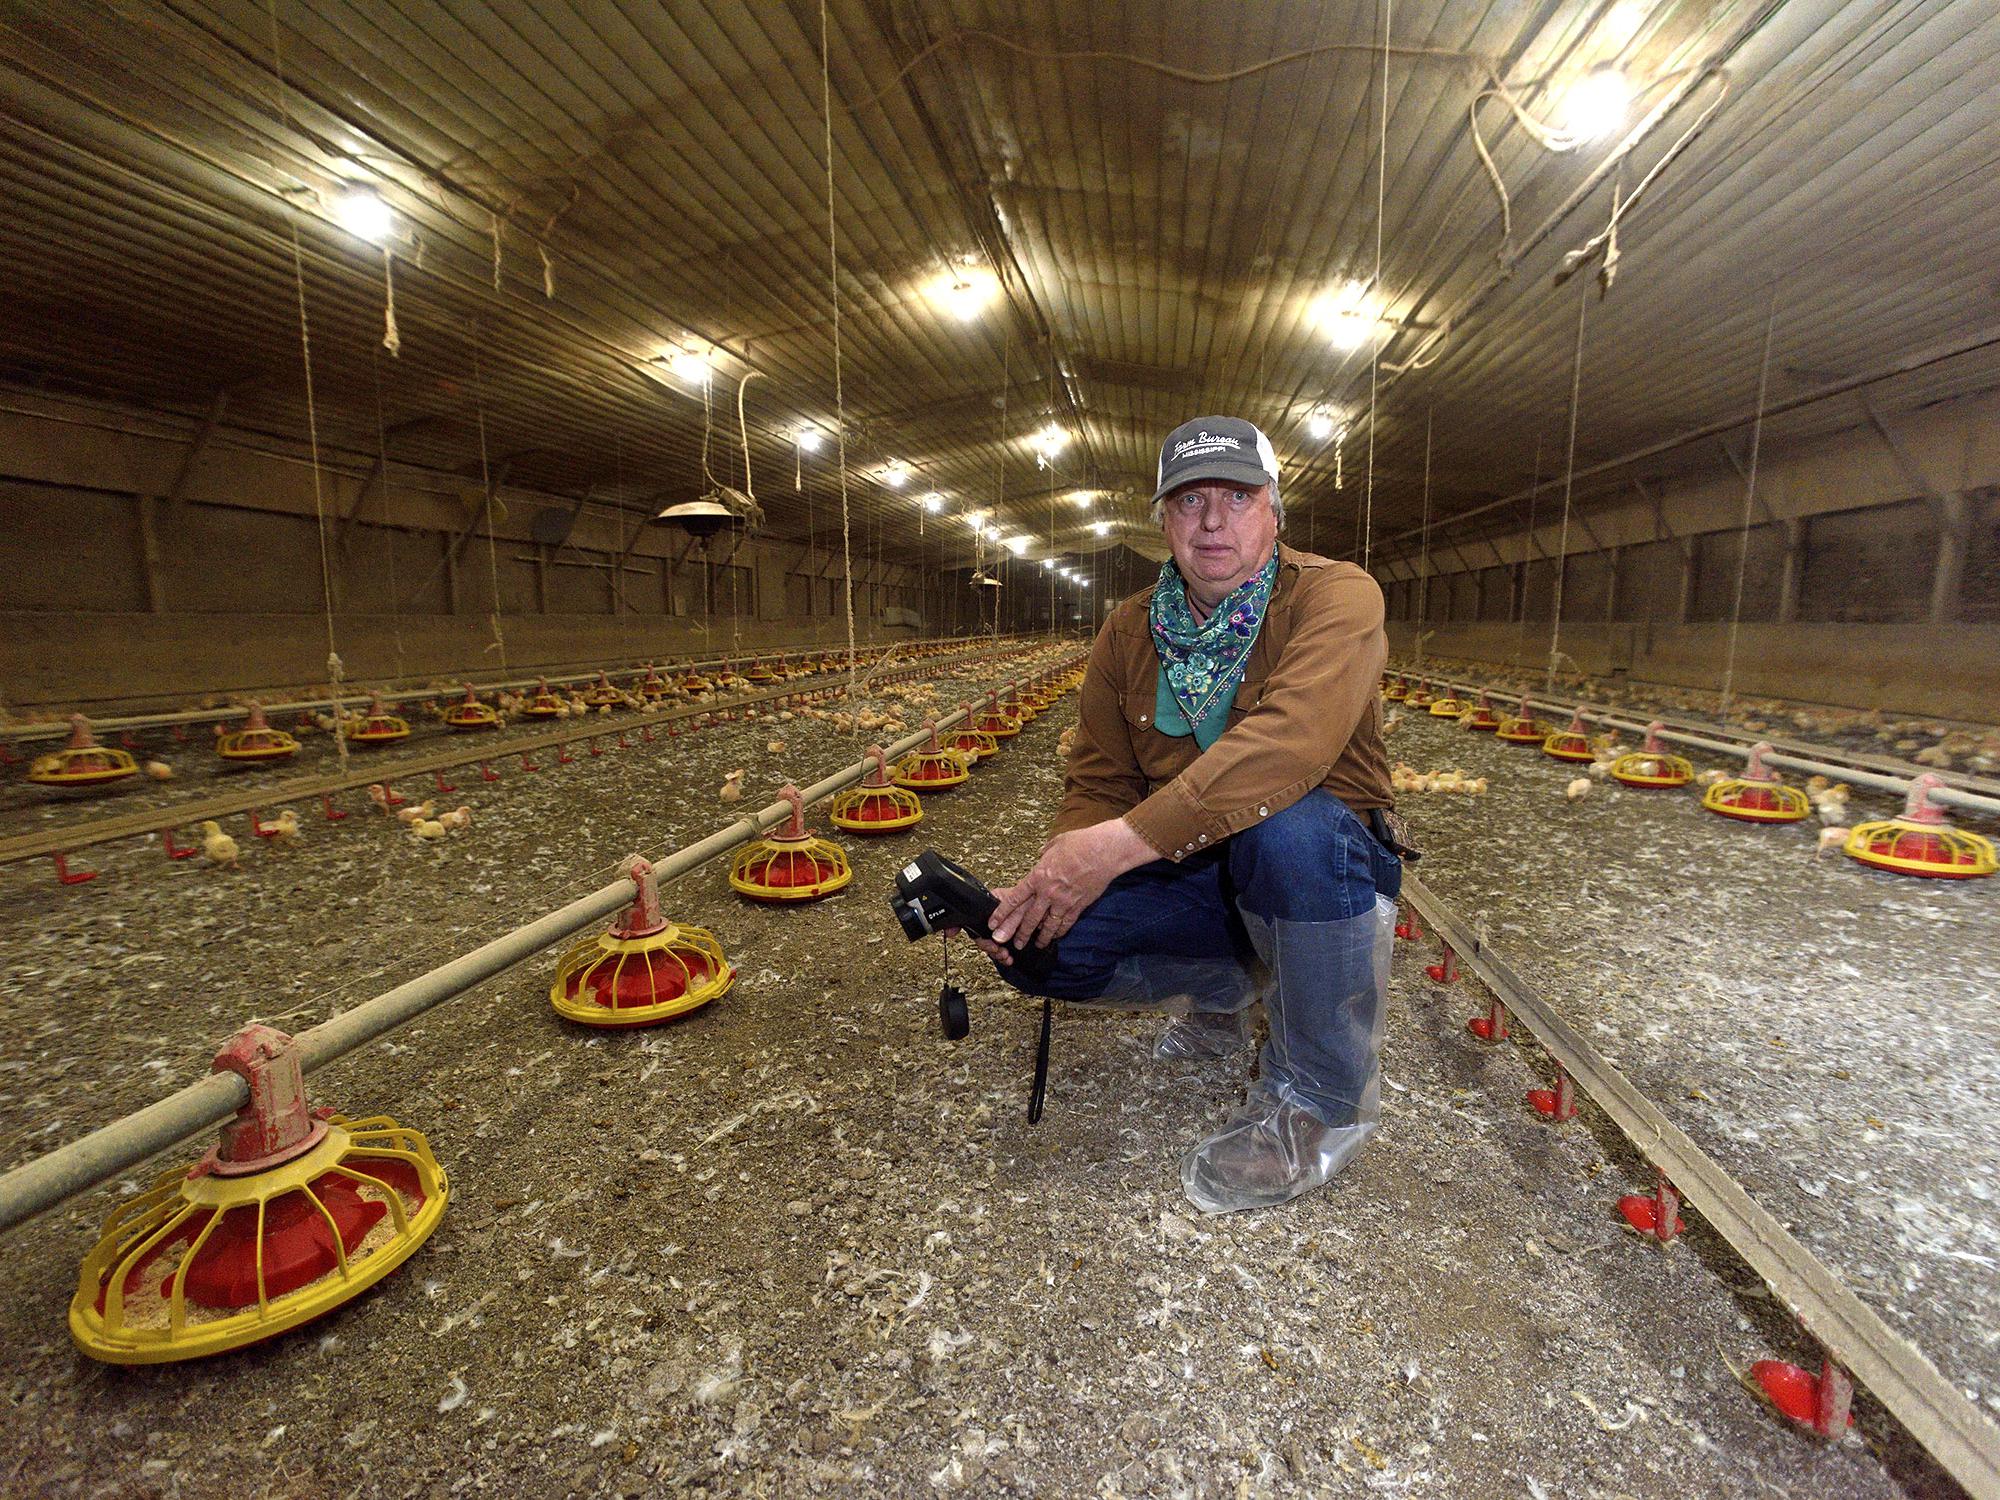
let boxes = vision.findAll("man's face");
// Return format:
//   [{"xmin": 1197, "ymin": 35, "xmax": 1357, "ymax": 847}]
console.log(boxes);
[{"xmin": 1162, "ymin": 481, "xmax": 1279, "ymax": 606}]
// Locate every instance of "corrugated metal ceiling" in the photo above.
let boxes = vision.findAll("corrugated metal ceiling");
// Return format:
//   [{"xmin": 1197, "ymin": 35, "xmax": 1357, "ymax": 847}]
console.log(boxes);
[{"xmin": 1, "ymin": 0, "xmax": 1995, "ymax": 574}]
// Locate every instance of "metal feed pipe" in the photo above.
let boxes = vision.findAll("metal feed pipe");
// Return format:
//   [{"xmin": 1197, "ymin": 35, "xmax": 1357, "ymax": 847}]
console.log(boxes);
[
  {"xmin": 0, "ymin": 634, "xmax": 1028, "ymax": 743},
  {"xmin": 1400, "ymin": 670, "xmax": 2000, "ymax": 821},
  {"xmin": 0, "ymin": 653, "xmax": 1083, "ymax": 1233}
]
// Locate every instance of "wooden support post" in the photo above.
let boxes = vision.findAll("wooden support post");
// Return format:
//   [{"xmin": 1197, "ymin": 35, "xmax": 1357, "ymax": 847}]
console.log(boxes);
[
  {"xmin": 535, "ymin": 543, "xmax": 550, "ymax": 614},
  {"xmin": 1676, "ymin": 536, "xmax": 1697, "ymax": 624},
  {"xmin": 1777, "ymin": 519, "xmax": 1805, "ymax": 624},
  {"xmin": 1931, "ymin": 491, "xmax": 1971, "ymax": 623}
]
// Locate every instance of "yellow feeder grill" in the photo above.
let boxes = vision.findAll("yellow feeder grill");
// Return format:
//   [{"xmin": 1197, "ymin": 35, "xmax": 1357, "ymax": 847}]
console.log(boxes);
[
  {"xmin": 1404, "ymin": 680, "xmax": 1436, "ymax": 709},
  {"xmin": 70, "ymin": 1025, "xmax": 447, "ymax": 1365},
  {"xmin": 581, "ymin": 672, "xmax": 622, "ymax": 708},
  {"xmin": 681, "ymin": 670, "xmax": 715, "ymax": 693},
  {"xmin": 729, "ymin": 785, "xmax": 854, "ymax": 902},
  {"xmin": 1702, "ymin": 743, "xmax": 1811, "ymax": 823},
  {"xmin": 27, "ymin": 715, "xmax": 140, "ymax": 789},
  {"xmin": 1003, "ymin": 689, "xmax": 1038, "ymax": 723},
  {"xmin": 745, "ymin": 661, "xmax": 781, "ymax": 684},
  {"xmin": 443, "ymin": 684, "xmax": 501, "ymax": 731},
  {"xmin": 636, "ymin": 665, "xmax": 674, "ymax": 699},
  {"xmin": 347, "ymin": 694, "xmax": 410, "ymax": 746},
  {"xmin": 1495, "ymin": 699, "xmax": 1550, "ymax": 744},
  {"xmin": 551, "ymin": 856, "xmax": 735, "ymax": 1025},
  {"xmin": 1541, "ymin": 709, "xmax": 1597, "ymax": 761},
  {"xmin": 1843, "ymin": 773, "xmax": 1997, "ymax": 880},
  {"xmin": 944, "ymin": 725, "xmax": 1001, "ymax": 762},
  {"xmin": 1382, "ymin": 676, "xmax": 1408, "ymax": 702},
  {"xmin": 715, "ymin": 668, "xmax": 748, "ymax": 690},
  {"xmin": 893, "ymin": 725, "xmax": 972, "ymax": 790},
  {"xmin": 830, "ymin": 745, "xmax": 924, "ymax": 833},
  {"xmin": 971, "ymin": 692, "xmax": 1022, "ymax": 738},
  {"xmin": 216, "ymin": 702, "xmax": 300, "ymax": 764},
  {"xmin": 519, "ymin": 677, "xmax": 566, "ymax": 718},
  {"xmin": 1611, "ymin": 721, "xmax": 1694, "ymax": 788},
  {"xmin": 1428, "ymin": 694, "xmax": 1466, "ymax": 717}
]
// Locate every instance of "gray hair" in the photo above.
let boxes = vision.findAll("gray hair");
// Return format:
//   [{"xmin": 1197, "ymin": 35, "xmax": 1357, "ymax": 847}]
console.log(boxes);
[{"xmin": 1150, "ymin": 479, "xmax": 1284, "ymax": 531}]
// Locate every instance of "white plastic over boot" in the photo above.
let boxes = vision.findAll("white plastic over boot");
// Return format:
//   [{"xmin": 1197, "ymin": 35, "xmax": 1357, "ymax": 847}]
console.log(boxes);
[
  {"xmin": 1180, "ymin": 895, "xmax": 1395, "ymax": 1214},
  {"xmin": 1153, "ymin": 1007, "xmax": 1251, "ymax": 1061}
]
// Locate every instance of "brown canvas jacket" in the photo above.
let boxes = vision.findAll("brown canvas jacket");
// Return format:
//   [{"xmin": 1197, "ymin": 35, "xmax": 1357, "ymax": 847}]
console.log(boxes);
[{"xmin": 1051, "ymin": 543, "xmax": 1394, "ymax": 862}]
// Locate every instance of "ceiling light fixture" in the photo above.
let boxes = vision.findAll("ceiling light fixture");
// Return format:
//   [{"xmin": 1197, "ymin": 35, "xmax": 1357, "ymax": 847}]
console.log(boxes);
[
  {"xmin": 1041, "ymin": 558, "xmax": 1056, "ymax": 571},
  {"xmin": 1306, "ymin": 405, "xmax": 1346, "ymax": 442},
  {"xmin": 1559, "ymin": 64, "xmax": 1635, "ymax": 143},
  {"xmin": 333, "ymin": 187, "xmax": 394, "ymax": 244},
  {"xmin": 795, "ymin": 425, "xmax": 824, "ymax": 453},
  {"xmin": 1090, "ymin": 520, "xmax": 1111, "ymax": 536},
  {"xmin": 925, "ymin": 259, "xmax": 999, "ymax": 323},
  {"xmin": 920, "ymin": 491, "xmax": 945, "ymax": 513},
  {"xmin": 879, "ymin": 460, "xmax": 910, "ymax": 488},
  {"xmin": 1316, "ymin": 279, "xmax": 1382, "ymax": 352},
  {"xmin": 1002, "ymin": 534, "xmax": 1030, "ymax": 556},
  {"xmin": 655, "ymin": 341, "xmax": 713, "ymax": 384}
]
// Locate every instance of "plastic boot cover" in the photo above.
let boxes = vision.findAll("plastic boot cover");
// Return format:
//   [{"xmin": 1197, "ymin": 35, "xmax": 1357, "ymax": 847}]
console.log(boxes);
[
  {"xmin": 1181, "ymin": 896, "xmax": 1395, "ymax": 1214},
  {"xmin": 1154, "ymin": 1008, "xmax": 1251, "ymax": 1061},
  {"xmin": 1066, "ymin": 951, "xmax": 1260, "ymax": 1018}
]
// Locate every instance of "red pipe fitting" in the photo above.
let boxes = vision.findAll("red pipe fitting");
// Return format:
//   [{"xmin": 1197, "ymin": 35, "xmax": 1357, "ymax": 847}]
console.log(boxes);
[
  {"xmin": 435, "ymin": 771, "xmax": 457, "ymax": 794},
  {"xmin": 1618, "ymin": 1169, "xmax": 1686, "ymax": 1245},
  {"xmin": 53, "ymin": 853, "xmax": 99, "ymax": 886},
  {"xmin": 1425, "ymin": 944, "xmax": 1459, "ymax": 984},
  {"xmin": 1527, "ymin": 1065, "xmax": 1578, "ymax": 1121},
  {"xmin": 321, "ymin": 794, "xmax": 348, "ymax": 822},
  {"xmin": 1467, "ymin": 994, "xmax": 1508, "ymax": 1042},
  {"xmin": 163, "ymin": 827, "xmax": 197, "ymax": 860},
  {"xmin": 480, "ymin": 762, "xmax": 501, "ymax": 782}
]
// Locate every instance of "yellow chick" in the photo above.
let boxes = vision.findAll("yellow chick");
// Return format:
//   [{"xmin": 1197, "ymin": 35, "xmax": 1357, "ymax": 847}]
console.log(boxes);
[
  {"xmin": 396, "ymin": 799, "xmax": 436, "ymax": 826},
  {"xmin": 719, "ymin": 769, "xmax": 745, "ymax": 804},
  {"xmin": 199, "ymin": 820, "xmax": 239, "ymax": 867},
  {"xmin": 1695, "ymin": 768, "xmax": 1728, "ymax": 787},
  {"xmin": 144, "ymin": 760, "xmax": 174, "ymax": 781},
  {"xmin": 1564, "ymin": 777, "xmax": 1592, "ymax": 801},
  {"xmin": 412, "ymin": 819, "xmax": 447, "ymax": 841},
  {"xmin": 766, "ymin": 738, "xmax": 787, "ymax": 754},
  {"xmin": 1816, "ymin": 826, "xmax": 1850, "ymax": 859},
  {"xmin": 270, "ymin": 810, "xmax": 302, "ymax": 846}
]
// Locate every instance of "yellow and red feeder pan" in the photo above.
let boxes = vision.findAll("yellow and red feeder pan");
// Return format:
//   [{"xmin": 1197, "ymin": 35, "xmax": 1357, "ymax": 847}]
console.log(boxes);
[
  {"xmin": 519, "ymin": 678, "xmax": 565, "ymax": 718},
  {"xmin": 347, "ymin": 694, "xmax": 410, "ymax": 746},
  {"xmin": 729, "ymin": 785, "xmax": 854, "ymax": 902},
  {"xmin": 1002, "ymin": 689, "xmax": 1038, "ymax": 724},
  {"xmin": 1462, "ymin": 693, "xmax": 1502, "ymax": 732},
  {"xmin": 1404, "ymin": 680, "xmax": 1436, "ymax": 709},
  {"xmin": 1495, "ymin": 699, "xmax": 1550, "ymax": 745},
  {"xmin": 943, "ymin": 725, "xmax": 1001, "ymax": 762},
  {"xmin": 1702, "ymin": 743, "xmax": 1810, "ymax": 823},
  {"xmin": 831, "ymin": 745, "xmax": 924, "ymax": 833},
  {"xmin": 551, "ymin": 856, "xmax": 735, "ymax": 1025},
  {"xmin": 715, "ymin": 669, "xmax": 748, "ymax": 690},
  {"xmin": 744, "ymin": 661, "xmax": 782, "ymax": 685},
  {"xmin": 636, "ymin": 665, "xmax": 673, "ymax": 699},
  {"xmin": 581, "ymin": 672, "xmax": 623, "ymax": 709},
  {"xmin": 893, "ymin": 725, "xmax": 972, "ymax": 790},
  {"xmin": 216, "ymin": 702, "xmax": 300, "ymax": 764},
  {"xmin": 680, "ymin": 671, "xmax": 715, "ymax": 693},
  {"xmin": 70, "ymin": 1025, "xmax": 447, "ymax": 1364},
  {"xmin": 28, "ymin": 715, "xmax": 140, "ymax": 789},
  {"xmin": 1843, "ymin": 773, "xmax": 1996, "ymax": 879},
  {"xmin": 1428, "ymin": 694, "xmax": 1466, "ymax": 718},
  {"xmin": 970, "ymin": 692, "xmax": 1021, "ymax": 739},
  {"xmin": 1541, "ymin": 709, "xmax": 1596, "ymax": 761},
  {"xmin": 1382, "ymin": 676, "xmax": 1408, "ymax": 702},
  {"xmin": 1610, "ymin": 721, "xmax": 1693, "ymax": 788},
  {"xmin": 443, "ymin": 684, "xmax": 502, "ymax": 731}
]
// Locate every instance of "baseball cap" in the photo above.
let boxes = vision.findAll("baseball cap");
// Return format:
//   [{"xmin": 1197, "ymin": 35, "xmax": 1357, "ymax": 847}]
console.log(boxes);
[{"xmin": 1151, "ymin": 416, "xmax": 1279, "ymax": 506}]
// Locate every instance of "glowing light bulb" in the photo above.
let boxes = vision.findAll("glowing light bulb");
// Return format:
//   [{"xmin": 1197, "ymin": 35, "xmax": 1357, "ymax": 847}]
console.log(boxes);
[
  {"xmin": 1560, "ymin": 65, "xmax": 1633, "ymax": 143},
  {"xmin": 796, "ymin": 426, "xmax": 824, "ymax": 453},
  {"xmin": 1306, "ymin": 406, "xmax": 1345, "ymax": 441},
  {"xmin": 658, "ymin": 343, "xmax": 712, "ymax": 383},
  {"xmin": 1042, "ymin": 558, "xmax": 1056, "ymax": 571},
  {"xmin": 921, "ymin": 491, "xmax": 945, "ymax": 513},
  {"xmin": 333, "ymin": 188, "xmax": 394, "ymax": 244},
  {"xmin": 1003, "ymin": 534, "xmax": 1030, "ymax": 556},
  {"xmin": 879, "ymin": 460, "xmax": 909, "ymax": 488},
  {"xmin": 928, "ymin": 261, "xmax": 997, "ymax": 323},
  {"xmin": 1090, "ymin": 520, "xmax": 1111, "ymax": 536}
]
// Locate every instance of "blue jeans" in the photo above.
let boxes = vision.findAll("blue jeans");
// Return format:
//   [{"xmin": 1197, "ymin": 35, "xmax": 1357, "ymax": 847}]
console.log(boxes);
[{"xmin": 996, "ymin": 790, "xmax": 1401, "ymax": 1006}]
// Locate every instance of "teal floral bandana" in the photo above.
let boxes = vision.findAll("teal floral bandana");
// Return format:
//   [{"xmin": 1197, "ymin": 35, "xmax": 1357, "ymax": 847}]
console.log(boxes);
[{"xmin": 1149, "ymin": 550, "xmax": 1279, "ymax": 749}]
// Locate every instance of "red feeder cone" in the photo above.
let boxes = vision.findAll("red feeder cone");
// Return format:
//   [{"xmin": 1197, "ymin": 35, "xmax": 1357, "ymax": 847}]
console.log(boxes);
[
  {"xmin": 1395, "ymin": 905, "xmax": 1421, "ymax": 942},
  {"xmin": 1746, "ymin": 1355, "xmax": 1854, "ymax": 1436},
  {"xmin": 53, "ymin": 853, "xmax": 99, "ymax": 886},
  {"xmin": 1618, "ymin": 1169, "xmax": 1686, "ymax": 1245}
]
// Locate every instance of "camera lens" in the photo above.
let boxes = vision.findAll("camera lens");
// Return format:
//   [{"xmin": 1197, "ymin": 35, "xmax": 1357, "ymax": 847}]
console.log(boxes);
[{"xmin": 890, "ymin": 894, "xmax": 931, "ymax": 942}]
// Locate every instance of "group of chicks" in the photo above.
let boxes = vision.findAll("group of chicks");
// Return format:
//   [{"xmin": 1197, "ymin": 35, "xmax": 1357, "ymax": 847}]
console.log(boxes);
[
  {"xmin": 1392, "ymin": 763, "xmax": 1491, "ymax": 796},
  {"xmin": 191, "ymin": 810, "xmax": 302, "ymax": 867},
  {"xmin": 364, "ymin": 786, "xmax": 474, "ymax": 842}
]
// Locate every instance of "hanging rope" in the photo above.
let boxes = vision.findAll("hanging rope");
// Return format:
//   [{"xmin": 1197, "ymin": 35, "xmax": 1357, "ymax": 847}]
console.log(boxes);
[
  {"xmin": 266, "ymin": 0, "xmax": 349, "ymax": 772},
  {"xmin": 1360, "ymin": 0, "xmax": 1391, "ymax": 572},
  {"xmin": 1414, "ymin": 407, "xmax": 1432, "ymax": 655},
  {"xmin": 380, "ymin": 246, "xmax": 400, "ymax": 357},
  {"xmin": 1516, "ymin": 433, "xmax": 1543, "ymax": 669},
  {"xmin": 469, "ymin": 324, "xmax": 508, "ymax": 670},
  {"xmin": 730, "ymin": 371, "xmax": 763, "ymax": 664},
  {"xmin": 1545, "ymin": 291, "xmax": 1590, "ymax": 697},
  {"xmin": 820, "ymin": 0, "xmax": 857, "ymax": 710},
  {"xmin": 1718, "ymin": 285, "xmax": 1780, "ymax": 720}
]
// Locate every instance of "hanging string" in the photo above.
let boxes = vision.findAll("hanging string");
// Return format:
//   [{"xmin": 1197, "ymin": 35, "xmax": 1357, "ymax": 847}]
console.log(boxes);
[
  {"xmin": 1718, "ymin": 285, "xmax": 1780, "ymax": 721},
  {"xmin": 469, "ymin": 323, "xmax": 508, "ymax": 670},
  {"xmin": 266, "ymin": 0, "xmax": 349, "ymax": 772},
  {"xmin": 490, "ymin": 212, "xmax": 503, "ymax": 290},
  {"xmin": 1360, "ymin": 0, "xmax": 1391, "ymax": 572},
  {"xmin": 380, "ymin": 246, "xmax": 400, "ymax": 357},
  {"xmin": 1545, "ymin": 291, "xmax": 1590, "ymax": 697},
  {"xmin": 538, "ymin": 242, "xmax": 555, "ymax": 300},
  {"xmin": 1414, "ymin": 407, "xmax": 1432, "ymax": 656},
  {"xmin": 370, "ymin": 349, "xmax": 407, "ymax": 680},
  {"xmin": 819, "ymin": 0, "xmax": 857, "ymax": 709},
  {"xmin": 1516, "ymin": 433, "xmax": 1543, "ymax": 670},
  {"xmin": 730, "ymin": 371, "xmax": 763, "ymax": 664}
]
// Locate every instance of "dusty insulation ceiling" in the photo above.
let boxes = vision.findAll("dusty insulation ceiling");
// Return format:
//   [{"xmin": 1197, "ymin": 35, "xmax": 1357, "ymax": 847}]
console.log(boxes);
[{"xmin": 2, "ymin": 0, "xmax": 1997, "ymax": 571}]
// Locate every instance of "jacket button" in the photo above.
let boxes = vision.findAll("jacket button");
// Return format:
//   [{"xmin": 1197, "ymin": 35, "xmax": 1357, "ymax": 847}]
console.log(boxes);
[
  {"xmin": 1258, "ymin": 805, "xmax": 1269, "ymax": 817},
  {"xmin": 1139, "ymin": 715, "xmax": 1149, "ymax": 724},
  {"xmin": 1198, "ymin": 834, "xmax": 1208, "ymax": 844}
]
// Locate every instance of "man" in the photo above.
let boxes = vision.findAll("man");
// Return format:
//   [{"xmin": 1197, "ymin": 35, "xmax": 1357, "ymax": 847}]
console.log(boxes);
[{"xmin": 979, "ymin": 415, "xmax": 1400, "ymax": 1215}]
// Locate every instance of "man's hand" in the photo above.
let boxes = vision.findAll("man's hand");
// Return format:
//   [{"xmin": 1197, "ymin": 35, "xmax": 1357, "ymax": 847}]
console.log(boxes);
[{"xmin": 984, "ymin": 817, "xmax": 1157, "ymax": 956}]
